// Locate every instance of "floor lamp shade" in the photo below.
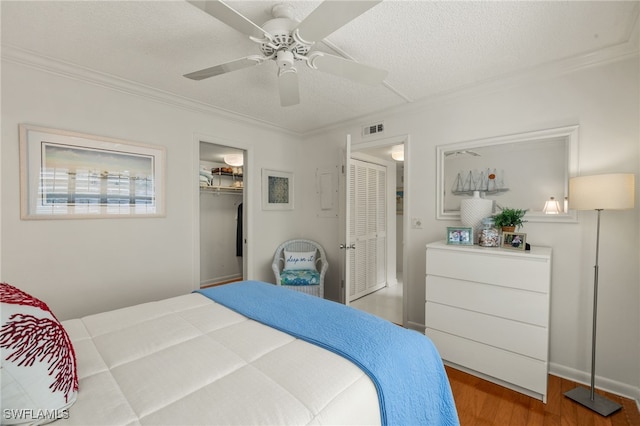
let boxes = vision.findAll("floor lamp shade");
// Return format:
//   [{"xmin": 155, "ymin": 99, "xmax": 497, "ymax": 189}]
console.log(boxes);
[
  {"xmin": 564, "ymin": 173, "xmax": 635, "ymax": 416},
  {"xmin": 569, "ymin": 173, "xmax": 635, "ymax": 210}
]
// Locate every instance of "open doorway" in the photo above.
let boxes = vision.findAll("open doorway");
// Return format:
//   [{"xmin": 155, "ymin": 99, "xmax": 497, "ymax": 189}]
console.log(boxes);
[
  {"xmin": 348, "ymin": 139, "xmax": 406, "ymax": 325},
  {"xmin": 199, "ymin": 142, "xmax": 246, "ymax": 287}
]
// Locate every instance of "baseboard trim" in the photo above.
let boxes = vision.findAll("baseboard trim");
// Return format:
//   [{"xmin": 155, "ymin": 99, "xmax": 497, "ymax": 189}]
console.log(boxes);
[
  {"xmin": 200, "ymin": 275, "xmax": 242, "ymax": 288},
  {"xmin": 549, "ymin": 362, "xmax": 640, "ymax": 411},
  {"xmin": 407, "ymin": 320, "xmax": 425, "ymax": 333}
]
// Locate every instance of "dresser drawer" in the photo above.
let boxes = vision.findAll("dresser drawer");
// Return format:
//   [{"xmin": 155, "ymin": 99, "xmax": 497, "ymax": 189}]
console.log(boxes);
[
  {"xmin": 426, "ymin": 248, "xmax": 550, "ymax": 293},
  {"xmin": 425, "ymin": 241, "xmax": 551, "ymax": 401},
  {"xmin": 426, "ymin": 302, "xmax": 548, "ymax": 360},
  {"xmin": 426, "ymin": 275, "xmax": 549, "ymax": 326},
  {"xmin": 426, "ymin": 328, "xmax": 548, "ymax": 397}
]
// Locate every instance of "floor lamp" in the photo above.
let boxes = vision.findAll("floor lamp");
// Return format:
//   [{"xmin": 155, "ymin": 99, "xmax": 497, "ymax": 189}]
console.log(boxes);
[{"xmin": 564, "ymin": 173, "xmax": 635, "ymax": 416}]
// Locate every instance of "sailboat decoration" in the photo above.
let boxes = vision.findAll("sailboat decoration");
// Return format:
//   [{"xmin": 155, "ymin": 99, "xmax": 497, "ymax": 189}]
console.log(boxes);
[{"xmin": 451, "ymin": 168, "xmax": 508, "ymax": 195}]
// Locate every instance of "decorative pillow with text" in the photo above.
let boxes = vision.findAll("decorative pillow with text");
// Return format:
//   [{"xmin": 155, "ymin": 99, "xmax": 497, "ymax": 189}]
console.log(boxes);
[
  {"xmin": 1, "ymin": 283, "xmax": 78, "ymax": 425},
  {"xmin": 284, "ymin": 251, "xmax": 317, "ymax": 271}
]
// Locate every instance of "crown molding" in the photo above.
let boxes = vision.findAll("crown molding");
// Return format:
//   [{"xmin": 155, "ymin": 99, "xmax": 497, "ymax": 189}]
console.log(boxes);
[
  {"xmin": 2, "ymin": 22, "xmax": 638, "ymax": 141},
  {"xmin": 0, "ymin": 44, "xmax": 302, "ymax": 137},
  {"xmin": 302, "ymin": 20, "xmax": 640, "ymax": 138}
]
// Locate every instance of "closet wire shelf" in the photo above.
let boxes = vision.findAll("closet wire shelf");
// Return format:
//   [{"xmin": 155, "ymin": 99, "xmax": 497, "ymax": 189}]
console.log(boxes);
[
  {"xmin": 200, "ymin": 185, "xmax": 243, "ymax": 195},
  {"xmin": 200, "ymin": 169, "xmax": 243, "ymax": 195}
]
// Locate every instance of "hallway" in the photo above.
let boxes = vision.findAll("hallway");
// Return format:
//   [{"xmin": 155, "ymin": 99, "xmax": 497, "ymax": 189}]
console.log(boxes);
[{"xmin": 350, "ymin": 279, "xmax": 402, "ymax": 325}]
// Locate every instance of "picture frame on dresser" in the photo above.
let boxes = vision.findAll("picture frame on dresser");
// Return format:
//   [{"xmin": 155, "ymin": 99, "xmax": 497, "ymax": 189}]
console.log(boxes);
[
  {"xmin": 501, "ymin": 232, "xmax": 527, "ymax": 250},
  {"xmin": 446, "ymin": 227, "xmax": 473, "ymax": 245}
]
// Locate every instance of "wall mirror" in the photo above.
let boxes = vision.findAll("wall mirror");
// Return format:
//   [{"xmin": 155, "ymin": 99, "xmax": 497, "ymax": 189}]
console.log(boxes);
[{"xmin": 436, "ymin": 125, "xmax": 579, "ymax": 223}]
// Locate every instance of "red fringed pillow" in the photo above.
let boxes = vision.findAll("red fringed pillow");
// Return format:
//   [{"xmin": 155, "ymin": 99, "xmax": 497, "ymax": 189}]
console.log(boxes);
[{"xmin": 1, "ymin": 283, "xmax": 78, "ymax": 424}]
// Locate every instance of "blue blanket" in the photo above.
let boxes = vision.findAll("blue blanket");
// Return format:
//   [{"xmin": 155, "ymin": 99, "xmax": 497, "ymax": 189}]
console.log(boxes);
[{"xmin": 196, "ymin": 281, "xmax": 459, "ymax": 426}]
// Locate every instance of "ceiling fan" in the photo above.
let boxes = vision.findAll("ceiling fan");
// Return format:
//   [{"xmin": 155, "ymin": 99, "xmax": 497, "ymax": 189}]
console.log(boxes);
[
  {"xmin": 184, "ymin": 0, "xmax": 388, "ymax": 107},
  {"xmin": 445, "ymin": 150, "xmax": 481, "ymax": 157}
]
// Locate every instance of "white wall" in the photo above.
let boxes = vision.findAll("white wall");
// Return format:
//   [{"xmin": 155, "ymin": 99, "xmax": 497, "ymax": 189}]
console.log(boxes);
[
  {"xmin": 301, "ymin": 58, "xmax": 639, "ymax": 400},
  {"xmin": 199, "ymin": 196, "xmax": 243, "ymax": 285},
  {"xmin": 0, "ymin": 59, "xmax": 301, "ymax": 320}
]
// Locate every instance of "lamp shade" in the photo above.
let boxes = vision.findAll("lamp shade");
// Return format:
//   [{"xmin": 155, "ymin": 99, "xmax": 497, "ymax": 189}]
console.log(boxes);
[
  {"xmin": 543, "ymin": 197, "xmax": 561, "ymax": 214},
  {"xmin": 569, "ymin": 173, "xmax": 635, "ymax": 210}
]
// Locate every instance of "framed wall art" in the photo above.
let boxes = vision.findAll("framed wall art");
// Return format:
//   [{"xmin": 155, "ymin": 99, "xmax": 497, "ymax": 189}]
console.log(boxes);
[
  {"xmin": 262, "ymin": 168, "xmax": 293, "ymax": 210},
  {"xmin": 19, "ymin": 124, "xmax": 166, "ymax": 219},
  {"xmin": 446, "ymin": 227, "xmax": 473, "ymax": 245},
  {"xmin": 501, "ymin": 232, "xmax": 527, "ymax": 250}
]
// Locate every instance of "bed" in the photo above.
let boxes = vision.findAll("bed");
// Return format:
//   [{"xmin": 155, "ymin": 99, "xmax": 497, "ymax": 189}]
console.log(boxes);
[{"xmin": 1, "ymin": 281, "xmax": 459, "ymax": 425}]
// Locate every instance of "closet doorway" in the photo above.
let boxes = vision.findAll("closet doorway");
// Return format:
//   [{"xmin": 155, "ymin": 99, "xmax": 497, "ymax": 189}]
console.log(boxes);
[{"xmin": 199, "ymin": 142, "xmax": 246, "ymax": 287}]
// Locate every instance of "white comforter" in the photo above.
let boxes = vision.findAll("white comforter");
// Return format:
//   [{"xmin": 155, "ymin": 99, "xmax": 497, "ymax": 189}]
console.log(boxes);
[{"xmin": 59, "ymin": 293, "xmax": 380, "ymax": 425}]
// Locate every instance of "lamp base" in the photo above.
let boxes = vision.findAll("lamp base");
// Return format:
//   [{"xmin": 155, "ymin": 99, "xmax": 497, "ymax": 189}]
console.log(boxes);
[{"xmin": 564, "ymin": 386, "xmax": 622, "ymax": 417}]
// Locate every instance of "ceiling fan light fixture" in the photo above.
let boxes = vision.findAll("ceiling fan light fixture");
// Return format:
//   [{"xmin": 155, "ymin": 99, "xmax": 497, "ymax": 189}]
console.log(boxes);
[
  {"xmin": 224, "ymin": 154, "xmax": 244, "ymax": 167},
  {"xmin": 276, "ymin": 49, "xmax": 295, "ymax": 70}
]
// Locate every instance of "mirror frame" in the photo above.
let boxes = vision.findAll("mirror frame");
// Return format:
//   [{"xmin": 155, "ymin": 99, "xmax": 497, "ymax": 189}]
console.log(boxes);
[{"xmin": 436, "ymin": 125, "xmax": 579, "ymax": 223}]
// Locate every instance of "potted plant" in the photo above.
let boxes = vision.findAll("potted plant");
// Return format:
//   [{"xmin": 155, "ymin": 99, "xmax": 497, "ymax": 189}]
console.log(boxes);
[{"xmin": 492, "ymin": 207, "xmax": 527, "ymax": 232}]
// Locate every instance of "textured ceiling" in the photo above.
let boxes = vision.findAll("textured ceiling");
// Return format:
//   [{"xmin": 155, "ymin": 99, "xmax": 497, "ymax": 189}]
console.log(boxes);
[{"xmin": 2, "ymin": 1, "xmax": 638, "ymax": 134}]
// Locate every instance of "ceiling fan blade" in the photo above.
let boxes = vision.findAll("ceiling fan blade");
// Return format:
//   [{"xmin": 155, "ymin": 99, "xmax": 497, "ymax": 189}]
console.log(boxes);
[
  {"xmin": 278, "ymin": 69, "xmax": 300, "ymax": 107},
  {"xmin": 309, "ymin": 53, "xmax": 387, "ymax": 86},
  {"xmin": 294, "ymin": 1, "xmax": 381, "ymax": 43},
  {"xmin": 188, "ymin": 0, "xmax": 267, "ymax": 38},
  {"xmin": 184, "ymin": 57, "xmax": 262, "ymax": 80}
]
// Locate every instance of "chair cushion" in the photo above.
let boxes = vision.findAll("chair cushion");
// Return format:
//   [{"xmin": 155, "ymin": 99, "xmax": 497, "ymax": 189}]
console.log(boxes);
[
  {"xmin": 280, "ymin": 269, "xmax": 321, "ymax": 286},
  {"xmin": 284, "ymin": 251, "xmax": 316, "ymax": 271}
]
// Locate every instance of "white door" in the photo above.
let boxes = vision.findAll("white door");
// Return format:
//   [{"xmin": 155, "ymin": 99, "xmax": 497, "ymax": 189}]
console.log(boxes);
[
  {"xmin": 348, "ymin": 159, "xmax": 387, "ymax": 302},
  {"xmin": 341, "ymin": 135, "xmax": 353, "ymax": 304},
  {"xmin": 342, "ymin": 136, "xmax": 391, "ymax": 304}
]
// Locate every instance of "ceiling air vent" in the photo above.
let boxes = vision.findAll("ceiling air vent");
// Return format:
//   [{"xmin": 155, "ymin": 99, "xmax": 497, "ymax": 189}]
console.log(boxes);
[{"xmin": 363, "ymin": 122, "xmax": 384, "ymax": 137}]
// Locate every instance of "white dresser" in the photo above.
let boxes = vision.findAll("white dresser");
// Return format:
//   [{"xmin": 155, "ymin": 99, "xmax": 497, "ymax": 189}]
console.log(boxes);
[{"xmin": 425, "ymin": 241, "xmax": 552, "ymax": 402}]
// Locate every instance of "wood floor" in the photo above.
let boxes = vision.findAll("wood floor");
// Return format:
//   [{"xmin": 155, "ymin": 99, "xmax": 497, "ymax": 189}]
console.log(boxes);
[{"xmin": 445, "ymin": 366, "xmax": 640, "ymax": 426}]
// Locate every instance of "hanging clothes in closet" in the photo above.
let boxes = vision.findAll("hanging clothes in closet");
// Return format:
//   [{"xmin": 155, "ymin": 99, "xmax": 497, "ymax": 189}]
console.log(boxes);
[{"xmin": 236, "ymin": 203, "xmax": 243, "ymax": 257}]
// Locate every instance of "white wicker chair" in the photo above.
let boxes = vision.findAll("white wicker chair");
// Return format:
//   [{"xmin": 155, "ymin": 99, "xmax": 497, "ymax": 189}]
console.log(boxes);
[{"xmin": 272, "ymin": 239, "xmax": 328, "ymax": 298}]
